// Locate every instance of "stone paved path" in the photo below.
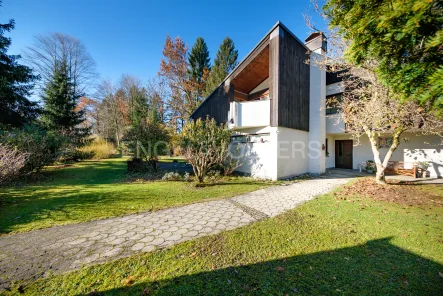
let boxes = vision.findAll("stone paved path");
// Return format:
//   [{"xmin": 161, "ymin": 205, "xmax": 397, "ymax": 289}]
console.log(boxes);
[{"xmin": 0, "ymin": 171, "xmax": 355, "ymax": 290}]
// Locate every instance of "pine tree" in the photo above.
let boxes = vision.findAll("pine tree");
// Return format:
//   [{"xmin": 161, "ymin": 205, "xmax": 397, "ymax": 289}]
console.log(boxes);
[
  {"xmin": 41, "ymin": 61, "xmax": 85, "ymax": 134},
  {"xmin": 188, "ymin": 37, "xmax": 211, "ymax": 84},
  {"xmin": 131, "ymin": 87, "xmax": 149, "ymax": 127},
  {"xmin": 0, "ymin": 1, "xmax": 39, "ymax": 128},
  {"xmin": 188, "ymin": 37, "xmax": 211, "ymax": 108},
  {"xmin": 204, "ymin": 37, "xmax": 238, "ymax": 97}
]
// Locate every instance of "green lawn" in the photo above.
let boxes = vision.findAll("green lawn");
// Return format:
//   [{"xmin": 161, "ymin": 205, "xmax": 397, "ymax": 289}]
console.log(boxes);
[
  {"xmin": 0, "ymin": 158, "xmax": 269, "ymax": 235},
  {"xmin": 8, "ymin": 183, "xmax": 443, "ymax": 295}
]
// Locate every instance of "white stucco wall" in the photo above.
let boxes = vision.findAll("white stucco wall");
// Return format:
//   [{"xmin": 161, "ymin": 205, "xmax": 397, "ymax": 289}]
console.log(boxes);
[
  {"xmin": 276, "ymin": 127, "xmax": 309, "ymax": 179},
  {"xmin": 232, "ymin": 126, "xmax": 278, "ymax": 180},
  {"xmin": 328, "ymin": 133, "xmax": 443, "ymax": 178},
  {"xmin": 326, "ymin": 134, "xmax": 336, "ymax": 168},
  {"xmin": 308, "ymin": 55, "xmax": 326, "ymax": 174},
  {"xmin": 236, "ymin": 100, "xmax": 270, "ymax": 128},
  {"xmin": 326, "ymin": 114, "xmax": 346, "ymax": 134}
]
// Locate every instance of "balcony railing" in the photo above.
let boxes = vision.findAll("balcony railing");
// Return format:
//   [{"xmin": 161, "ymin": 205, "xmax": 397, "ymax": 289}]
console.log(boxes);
[{"xmin": 228, "ymin": 99, "xmax": 270, "ymax": 129}]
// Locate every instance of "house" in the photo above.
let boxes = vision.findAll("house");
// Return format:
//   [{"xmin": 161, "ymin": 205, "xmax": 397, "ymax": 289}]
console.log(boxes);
[{"xmin": 191, "ymin": 22, "xmax": 443, "ymax": 180}]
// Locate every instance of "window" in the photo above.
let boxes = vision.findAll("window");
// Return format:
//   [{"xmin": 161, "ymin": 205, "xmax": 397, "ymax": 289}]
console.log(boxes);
[
  {"xmin": 231, "ymin": 135, "xmax": 248, "ymax": 143},
  {"xmin": 230, "ymin": 133, "xmax": 270, "ymax": 144},
  {"xmin": 326, "ymin": 93, "xmax": 343, "ymax": 115},
  {"xmin": 378, "ymin": 137, "xmax": 393, "ymax": 148}
]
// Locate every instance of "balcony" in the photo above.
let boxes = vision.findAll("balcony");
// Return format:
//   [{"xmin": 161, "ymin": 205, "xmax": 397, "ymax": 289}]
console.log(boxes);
[
  {"xmin": 326, "ymin": 114, "xmax": 347, "ymax": 134},
  {"xmin": 229, "ymin": 99, "xmax": 270, "ymax": 129}
]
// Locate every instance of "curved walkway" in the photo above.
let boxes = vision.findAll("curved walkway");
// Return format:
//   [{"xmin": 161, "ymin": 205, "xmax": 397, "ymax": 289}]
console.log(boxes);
[{"xmin": 0, "ymin": 171, "xmax": 355, "ymax": 290}]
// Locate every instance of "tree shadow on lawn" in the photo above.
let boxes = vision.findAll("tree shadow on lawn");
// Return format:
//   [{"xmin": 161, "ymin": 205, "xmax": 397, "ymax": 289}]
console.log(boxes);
[
  {"xmin": 0, "ymin": 181, "xmax": 266, "ymax": 234},
  {"xmin": 78, "ymin": 237, "xmax": 443, "ymax": 295},
  {"xmin": 0, "ymin": 187, "xmax": 130, "ymax": 234}
]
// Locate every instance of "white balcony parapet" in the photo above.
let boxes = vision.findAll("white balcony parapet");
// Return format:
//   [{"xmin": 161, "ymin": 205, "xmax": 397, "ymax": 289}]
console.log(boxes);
[
  {"xmin": 326, "ymin": 114, "xmax": 346, "ymax": 134},
  {"xmin": 228, "ymin": 99, "xmax": 270, "ymax": 129}
]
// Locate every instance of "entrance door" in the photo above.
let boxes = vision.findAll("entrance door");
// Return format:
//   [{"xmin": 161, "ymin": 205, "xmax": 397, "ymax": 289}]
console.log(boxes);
[{"xmin": 335, "ymin": 140, "xmax": 353, "ymax": 169}]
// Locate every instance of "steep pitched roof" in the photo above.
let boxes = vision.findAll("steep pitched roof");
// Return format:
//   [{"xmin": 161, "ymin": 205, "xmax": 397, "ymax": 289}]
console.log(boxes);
[{"xmin": 191, "ymin": 21, "xmax": 308, "ymax": 118}]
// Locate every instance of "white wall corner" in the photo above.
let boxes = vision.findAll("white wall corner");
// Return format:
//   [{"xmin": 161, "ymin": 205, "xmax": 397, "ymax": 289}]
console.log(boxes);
[{"xmin": 308, "ymin": 57, "xmax": 326, "ymax": 174}]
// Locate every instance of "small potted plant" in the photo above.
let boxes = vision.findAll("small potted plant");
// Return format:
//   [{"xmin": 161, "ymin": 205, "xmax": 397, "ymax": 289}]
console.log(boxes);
[
  {"xmin": 417, "ymin": 161, "xmax": 429, "ymax": 170},
  {"xmin": 366, "ymin": 160, "xmax": 375, "ymax": 174}
]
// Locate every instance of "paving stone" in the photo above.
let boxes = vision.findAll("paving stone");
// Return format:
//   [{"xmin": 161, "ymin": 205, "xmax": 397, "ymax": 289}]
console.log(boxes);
[
  {"xmin": 131, "ymin": 243, "xmax": 145, "ymax": 251},
  {"xmin": 0, "ymin": 171, "xmax": 353, "ymax": 292}
]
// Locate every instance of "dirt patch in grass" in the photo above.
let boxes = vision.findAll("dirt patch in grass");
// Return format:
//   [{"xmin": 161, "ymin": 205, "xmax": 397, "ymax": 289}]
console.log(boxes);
[{"xmin": 336, "ymin": 177, "xmax": 443, "ymax": 207}]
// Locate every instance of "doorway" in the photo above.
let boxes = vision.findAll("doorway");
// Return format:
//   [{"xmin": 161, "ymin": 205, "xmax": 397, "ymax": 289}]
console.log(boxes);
[{"xmin": 335, "ymin": 140, "xmax": 353, "ymax": 169}]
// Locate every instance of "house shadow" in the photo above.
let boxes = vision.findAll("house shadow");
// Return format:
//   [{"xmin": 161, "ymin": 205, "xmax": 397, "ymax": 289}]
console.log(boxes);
[
  {"xmin": 404, "ymin": 148, "xmax": 443, "ymax": 178},
  {"xmin": 84, "ymin": 237, "xmax": 443, "ymax": 295}
]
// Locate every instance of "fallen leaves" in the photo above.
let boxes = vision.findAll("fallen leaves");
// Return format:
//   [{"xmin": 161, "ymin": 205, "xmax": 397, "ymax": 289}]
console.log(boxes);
[
  {"xmin": 122, "ymin": 275, "xmax": 134, "ymax": 285},
  {"xmin": 337, "ymin": 178, "xmax": 443, "ymax": 207}
]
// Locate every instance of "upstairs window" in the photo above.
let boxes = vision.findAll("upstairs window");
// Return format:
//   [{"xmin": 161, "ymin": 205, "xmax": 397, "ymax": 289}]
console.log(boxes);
[{"xmin": 326, "ymin": 93, "xmax": 343, "ymax": 115}]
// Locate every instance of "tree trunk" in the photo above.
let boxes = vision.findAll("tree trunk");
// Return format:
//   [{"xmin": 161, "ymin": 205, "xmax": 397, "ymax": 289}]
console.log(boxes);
[
  {"xmin": 365, "ymin": 130, "xmax": 387, "ymax": 184},
  {"xmin": 364, "ymin": 127, "xmax": 403, "ymax": 185}
]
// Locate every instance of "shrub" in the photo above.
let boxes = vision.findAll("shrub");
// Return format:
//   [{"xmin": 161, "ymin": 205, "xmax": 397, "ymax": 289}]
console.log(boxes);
[
  {"xmin": 127, "ymin": 157, "xmax": 149, "ymax": 173},
  {"xmin": 183, "ymin": 172, "xmax": 192, "ymax": 182},
  {"xmin": 206, "ymin": 170, "xmax": 221, "ymax": 183},
  {"xmin": 161, "ymin": 171, "xmax": 182, "ymax": 181},
  {"xmin": 126, "ymin": 122, "xmax": 170, "ymax": 172},
  {"xmin": 181, "ymin": 117, "xmax": 232, "ymax": 183},
  {"xmin": 0, "ymin": 144, "xmax": 29, "ymax": 184},
  {"xmin": 1, "ymin": 125, "xmax": 66, "ymax": 174},
  {"xmin": 77, "ymin": 137, "xmax": 115, "ymax": 160}
]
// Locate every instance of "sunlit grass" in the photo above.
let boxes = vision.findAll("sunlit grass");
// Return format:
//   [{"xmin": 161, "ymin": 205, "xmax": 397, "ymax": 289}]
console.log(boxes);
[
  {"xmin": 9, "ymin": 184, "xmax": 443, "ymax": 295},
  {"xmin": 0, "ymin": 158, "xmax": 269, "ymax": 234}
]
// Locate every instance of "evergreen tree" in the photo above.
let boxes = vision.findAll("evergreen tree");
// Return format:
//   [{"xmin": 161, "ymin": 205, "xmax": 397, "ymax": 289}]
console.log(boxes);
[
  {"xmin": 188, "ymin": 37, "xmax": 211, "ymax": 84},
  {"xmin": 204, "ymin": 37, "xmax": 238, "ymax": 97},
  {"xmin": 188, "ymin": 37, "xmax": 211, "ymax": 108},
  {"xmin": 0, "ymin": 1, "xmax": 39, "ymax": 128},
  {"xmin": 131, "ymin": 87, "xmax": 149, "ymax": 127},
  {"xmin": 325, "ymin": 0, "xmax": 443, "ymax": 111},
  {"xmin": 41, "ymin": 61, "xmax": 85, "ymax": 134}
]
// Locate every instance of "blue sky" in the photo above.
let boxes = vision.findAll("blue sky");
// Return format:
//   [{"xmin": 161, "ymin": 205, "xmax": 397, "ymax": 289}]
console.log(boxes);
[{"xmin": 1, "ymin": 0, "xmax": 325, "ymax": 91}]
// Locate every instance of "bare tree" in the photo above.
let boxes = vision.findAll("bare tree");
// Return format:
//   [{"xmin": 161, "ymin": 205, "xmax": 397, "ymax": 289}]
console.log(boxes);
[
  {"xmin": 25, "ymin": 32, "xmax": 98, "ymax": 95},
  {"xmin": 95, "ymin": 80, "xmax": 129, "ymax": 146},
  {"xmin": 305, "ymin": 0, "xmax": 443, "ymax": 184},
  {"xmin": 146, "ymin": 77, "xmax": 167, "ymax": 124},
  {"xmin": 335, "ymin": 65, "xmax": 443, "ymax": 184}
]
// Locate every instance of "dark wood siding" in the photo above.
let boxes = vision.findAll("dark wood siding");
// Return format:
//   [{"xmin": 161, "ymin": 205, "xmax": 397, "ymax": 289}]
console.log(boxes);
[
  {"xmin": 277, "ymin": 29, "xmax": 310, "ymax": 131},
  {"xmin": 190, "ymin": 83, "xmax": 233, "ymax": 124}
]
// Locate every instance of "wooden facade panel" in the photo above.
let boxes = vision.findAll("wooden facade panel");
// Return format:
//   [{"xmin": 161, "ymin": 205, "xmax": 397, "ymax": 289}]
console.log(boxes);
[
  {"xmin": 278, "ymin": 29, "xmax": 310, "ymax": 131},
  {"xmin": 231, "ymin": 46, "xmax": 269, "ymax": 94},
  {"xmin": 190, "ymin": 83, "xmax": 233, "ymax": 124}
]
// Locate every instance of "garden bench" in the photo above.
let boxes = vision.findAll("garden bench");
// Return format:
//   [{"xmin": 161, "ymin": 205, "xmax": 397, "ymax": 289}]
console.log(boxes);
[{"xmin": 384, "ymin": 161, "xmax": 427, "ymax": 178}]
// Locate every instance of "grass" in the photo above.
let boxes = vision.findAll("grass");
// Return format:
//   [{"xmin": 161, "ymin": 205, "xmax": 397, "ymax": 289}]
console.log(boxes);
[
  {"xmin": 7, "ymin": 182, "xmax": 443, "ymax": 295},
  {"xmin": 0, "ymin": 158, "xmax": 269, "ymax": 235},
  {"xmin": 157, "ymin": 156, "xmax": 186, "ymax": 163}
]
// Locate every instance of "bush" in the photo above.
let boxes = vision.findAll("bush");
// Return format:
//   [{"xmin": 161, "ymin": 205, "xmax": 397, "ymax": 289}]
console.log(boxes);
[
  {"xmin": 0, "ymin": 144, "xmax": 29, "ymax": 184},
  {"xmin": 127, "ymin": 157, "xmax": 149, "ymax": 173},
  {"xmin": 161, "ymin": 171, "xmax": 182, "ymax": 181},
  {"xmin": 77, "ymin": 137, "xmax": 115, "ymax": 160},
  {"xmin": 183, "ymin": 172, "xmax": 192, "ymax": 182},
  {"xmin": 181, "ymin": 117, "xmax": 232, "ymax": 183},
  {"xmin": 126, "ymin": 122, "xmax": 170, "ymax": 172},
  {"xmin": 1, "ymin": 125, "xmax": 66, "ymax": 174}
]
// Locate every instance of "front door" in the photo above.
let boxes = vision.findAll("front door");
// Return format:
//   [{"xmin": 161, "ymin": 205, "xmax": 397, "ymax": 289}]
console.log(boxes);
[{"xmin": 335, "ymin": 140, "xmax": 353, "ymax": 169}]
